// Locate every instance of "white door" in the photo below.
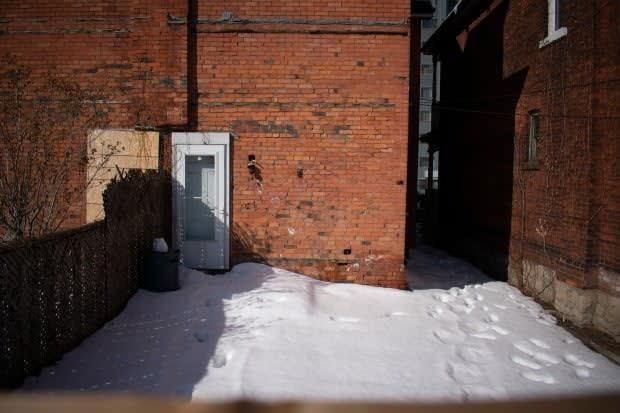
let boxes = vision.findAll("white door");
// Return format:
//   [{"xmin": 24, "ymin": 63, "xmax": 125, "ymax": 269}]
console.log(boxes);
[{"xmin": 172, "ymin": 133, "xmax": 230, "ymax": 269}]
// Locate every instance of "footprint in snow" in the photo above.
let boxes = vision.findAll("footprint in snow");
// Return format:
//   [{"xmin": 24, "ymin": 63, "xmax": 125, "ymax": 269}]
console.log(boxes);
[
  {"xmin": 485, "ymin": 313, "xmax": 500, "ymax": 323},
  {"xmin": 514, "ymin": 341, "xmax": 536, "ymax": 356},
  {"xmin": 458, "ymin": 320, "xmax": 498, "ymax": 341},
  {"xmin": 511, "ymin": 355, "xmax": 542, "ymax": 370},
  {"xmin": 193, "ymin": 329, "xmax": 209, "ymax": 343},
  {"xmin": 212, "ymin": 351, "xmax": 233, "ymax": 368},
  {"xmin": 448, "ymin": 303, "xmax": 473, "ymax": 315},
  {"xmin": 471, "ymin": 332, "xmax": 497, "ymax": 340},
  {"xmin": 493, "ymin": 304, "xmax": 508, "ymax": 310},
  {"xmin": 464, "ymin": 297, "xmax": 476, "ymax": 306},
  {"xmin": 533, "ymin": 351, "xmax": 560, "ymax": 366},
  {"xmin": 459, "ymin": 320, "xmax": 488, "ymax": 334},
  {"xmin": 562, "ymin": 336, "xmax": 576, "ymax": 344},
  {"xmin": 513, "ymin": 341, "xmax": 559, "ymax": 366},
  {"xmin": 489, "ymin": 325, "xmax": 510, "ymax": 336},
  {"xmin": 521, "ymin": 371, "xmax": 556, "ymax": 384},
  {"xmin": 385, "ymin": 311, "xmax": 407, "ymax": 317},
  {"xmin": 575, "ymin": 368, "xmax": 591, "ymax": 379},
  {"xmin": 529, "ymin": 338, "xmax": 550, "ymax": 349},
  {"xmin": 427, "ymin": 306, "xmax": 443, "ymax": 318},
  {"xmin": 446, "ymin": 362, "xmax": 483, "ymax": 385},
  {"xmin": 427, "ymin": 306, "xmax": 459, "ymax": 321},
  {"xmin": 434, "ymin": 293, "xmax": 455, "ymax": 303},
  {"xmin": 564, "ymin": 353, "xmax": 595, "ymax": 369},
  {"xmin": 433, "ymin": 327, "xmax": 466, "ymax": 344},
  {"xmin": 330, "ymin": 316, "xmax": 360, "ymax": 323},
  {"xmin": 535, "ymin": 316, "xmax": 556, "ymax": 327},
  {"xmin": 457, "ymin": 345, "xmax": 493, "ymax": 364},
  {"xmin": 528, "ymin": 308, "xmax": 556, "ymax": 324}
]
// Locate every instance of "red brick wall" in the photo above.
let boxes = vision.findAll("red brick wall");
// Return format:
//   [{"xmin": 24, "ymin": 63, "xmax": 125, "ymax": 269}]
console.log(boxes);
[
  {"xmin": 589, "ymin": 1, "xmax": 620, "ymax": 294},
  {"xmin": 505, "ymin": 0, "xmax": 620, "ymax": 292},
  {"xmin": 193, "ymin": 1, "xmax": 411, "ymax": 287},
  {"xmin": 430, "ymin": 0, "xmax": 619, "ymax": 293},
  {"xmin": 0, "ymin": 0, "xmax": 414, "ymax": 288},
  {"xmin": 0, "ymin": 0, "xmax": 188, "ymax": 229},
  {"xmin": 198, "ymin": 0, "xmax": 409, "ymax": 20}
]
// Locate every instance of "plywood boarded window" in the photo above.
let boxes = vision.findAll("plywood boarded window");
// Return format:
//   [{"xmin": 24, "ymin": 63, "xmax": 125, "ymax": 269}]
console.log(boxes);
[{"xmin": 86, "ymin": 129, "xmax": 159, "ymax": 222}]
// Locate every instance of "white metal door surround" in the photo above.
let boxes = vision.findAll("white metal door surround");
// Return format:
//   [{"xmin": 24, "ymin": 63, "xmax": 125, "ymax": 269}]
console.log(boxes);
[{"xmin": 172, "ymin": 132, "xmax": 230, "ymax": 269}]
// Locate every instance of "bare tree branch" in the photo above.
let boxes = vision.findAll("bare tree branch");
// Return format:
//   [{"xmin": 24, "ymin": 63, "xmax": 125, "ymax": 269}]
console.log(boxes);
[{"xmin": 0, "ymin": 55, "xmax": 117, "ymax": 243}]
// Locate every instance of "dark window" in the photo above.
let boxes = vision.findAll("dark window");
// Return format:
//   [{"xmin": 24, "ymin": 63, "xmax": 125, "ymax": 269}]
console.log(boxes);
[
  {"xmin": 528, "ymin": 111, "xmax": 540, "ymax": 162},
  {"xmin": 423, "ymin": 18, "xmax": 437, "ymax": 29},
  {"xmin": 555, "ymin": 0, "xmax": 565, "ymax": 29}
]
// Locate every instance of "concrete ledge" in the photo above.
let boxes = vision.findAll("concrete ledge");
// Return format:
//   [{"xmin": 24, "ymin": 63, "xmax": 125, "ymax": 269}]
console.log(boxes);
[
  {"xmin": 553, "ymin": 279, "xmax": 596, "ymax": 326},
  {"xmin": 522, "ymin": 260, "xmax": 556, "ymax": 304},
  {"xmin": 512, "ymin": 259, "xmax": 620, "ymax": 342},
  {"xmin": 593, "ymin": 292, "xmax": 620, "ymax": 342}
]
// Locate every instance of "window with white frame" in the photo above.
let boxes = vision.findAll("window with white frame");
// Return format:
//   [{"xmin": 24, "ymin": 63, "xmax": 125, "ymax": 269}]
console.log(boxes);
[
  {"xmin": 420, "ymin": 110, "xmax": 432, "ymax": 122},
  {"xmin": 539, "ymin": 0, "xmax": 567, "ymax": 48},
  {"xmin": 421, "ymin": 64, "xmax": 433, "ymax": 75},
  {"xmin": 421, "ymin": 87, "xmax": 433, "ymax": 99}
]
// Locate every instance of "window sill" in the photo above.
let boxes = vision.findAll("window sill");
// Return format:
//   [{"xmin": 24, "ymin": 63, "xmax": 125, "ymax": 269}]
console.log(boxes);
[
  {"xmin": 539, "ymin": 27, "xmax": 567, "ymax": 49},
  {"xmin": 521, "ymin": 160, "xmax": 541, "ymax": 170}
]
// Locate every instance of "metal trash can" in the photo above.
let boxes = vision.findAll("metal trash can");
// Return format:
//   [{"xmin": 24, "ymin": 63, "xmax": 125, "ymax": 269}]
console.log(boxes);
[{"xmin": 143, "ymin": 251, "xmax": 179, "ymax": 292}]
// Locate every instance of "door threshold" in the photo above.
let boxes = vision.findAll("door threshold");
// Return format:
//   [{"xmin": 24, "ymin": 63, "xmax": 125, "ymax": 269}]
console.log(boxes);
[{"xmin": 193, "ymin": 268, "xmax": 229, "ymax": 275}]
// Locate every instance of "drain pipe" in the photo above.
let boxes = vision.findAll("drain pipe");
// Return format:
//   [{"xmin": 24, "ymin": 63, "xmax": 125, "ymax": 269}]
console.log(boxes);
[{"xmin": 187, "ymin": 0, "xmax": 198, "ymax": 130}]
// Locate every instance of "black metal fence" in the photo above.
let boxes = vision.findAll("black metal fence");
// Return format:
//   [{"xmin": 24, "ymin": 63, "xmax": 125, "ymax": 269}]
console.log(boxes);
[{"xmin": 0, "ymin": 170, "xmax": 168, "ymax": 388}]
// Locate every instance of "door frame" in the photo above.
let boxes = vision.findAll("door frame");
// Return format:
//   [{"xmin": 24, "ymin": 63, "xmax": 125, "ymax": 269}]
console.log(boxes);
[{"xmin": 172, "ymin": 132, "xmax": 231, "ymax": 270}]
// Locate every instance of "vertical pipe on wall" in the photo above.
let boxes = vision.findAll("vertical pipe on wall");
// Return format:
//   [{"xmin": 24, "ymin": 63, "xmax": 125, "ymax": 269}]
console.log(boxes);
[{"xmin": 187, "ymin": 0, "xmax": 198, "ymax": 130}]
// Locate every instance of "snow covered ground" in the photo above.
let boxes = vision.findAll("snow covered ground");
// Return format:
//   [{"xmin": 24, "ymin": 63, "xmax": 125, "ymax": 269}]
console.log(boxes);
[{"xmin": 19, "ymin": 246, "xmax": 620, "ymax": 401}]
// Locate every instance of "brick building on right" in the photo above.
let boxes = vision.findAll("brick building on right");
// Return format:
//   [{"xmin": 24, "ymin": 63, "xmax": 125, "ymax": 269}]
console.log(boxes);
[{"xmin": 422, "ymin": 0, "xmax": 620, "ymax": 339}]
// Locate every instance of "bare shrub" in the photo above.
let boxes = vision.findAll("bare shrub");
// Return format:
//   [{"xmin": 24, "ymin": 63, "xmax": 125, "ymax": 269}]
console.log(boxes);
[{"xmin": 0, "ymin": 55, "xmax": 118, "ymax": 242}]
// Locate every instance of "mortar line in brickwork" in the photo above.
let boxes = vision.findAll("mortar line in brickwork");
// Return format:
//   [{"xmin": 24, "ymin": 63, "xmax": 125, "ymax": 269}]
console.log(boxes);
[
  {"xmin": 0, "ymin": 16, "xmax": 151, "ymax": 23},
  {"xmin": 199, "ymin": 102, "xmax": 397, "ymax": 109},
  {"xmin": 167, "ymin": 15, "xmax": 407, "ymax": 27},
  {"xmin": 0, "ymin": 28, "xmax": 132, "ymax": 35},
  {"xmin": 196, "ymin": 28, "xmax": 408, "ymax": 36}
]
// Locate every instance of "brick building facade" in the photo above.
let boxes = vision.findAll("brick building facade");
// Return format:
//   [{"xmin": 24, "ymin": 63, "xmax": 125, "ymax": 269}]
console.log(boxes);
[
  {"xmin": 423, "ymin": 0, "xmax": 620, "ymax": 338},
  {"xmin": 0, "ymin": 1, "xmax": 430, "ymax": 288}
]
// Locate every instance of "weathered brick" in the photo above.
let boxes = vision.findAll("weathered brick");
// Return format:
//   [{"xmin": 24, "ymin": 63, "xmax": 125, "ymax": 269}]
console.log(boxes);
[
  {"xmin": 428, "ymin": 0, "xmax": 619, "ymax": 335},
  {"xmin": 1, "ymin": 0, "xmax": 416, "ymax": 289}
]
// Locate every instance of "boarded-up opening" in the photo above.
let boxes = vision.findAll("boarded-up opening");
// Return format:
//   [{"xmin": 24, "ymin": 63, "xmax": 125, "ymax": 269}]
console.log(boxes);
[{"xmin": 86, "ymin": 129, "xmax": 159, "ymax": 222}]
